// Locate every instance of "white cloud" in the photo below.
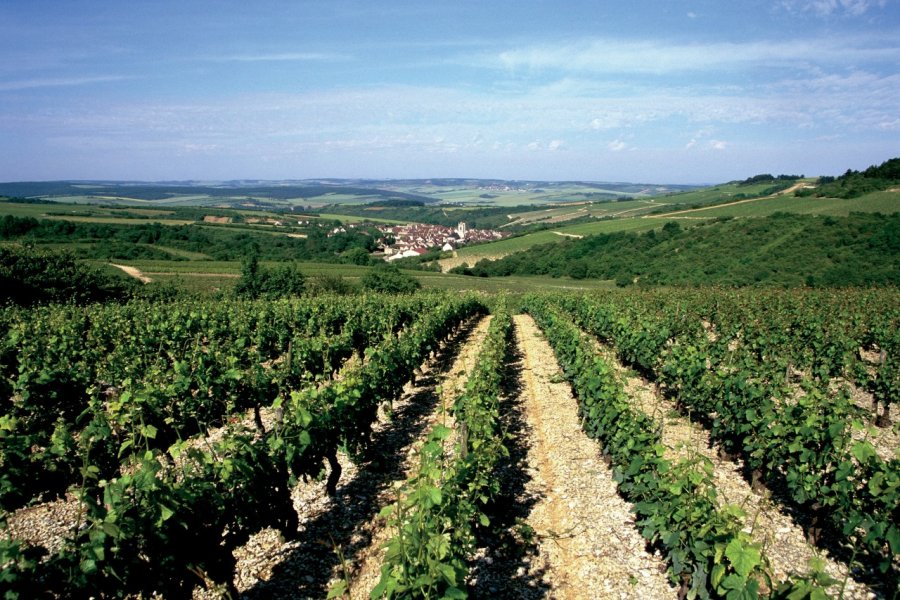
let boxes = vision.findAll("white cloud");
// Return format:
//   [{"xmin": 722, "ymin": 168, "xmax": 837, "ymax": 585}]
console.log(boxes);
[
  {"xmin": 780, "ymin": 0, "xmax": 887, "ymax": 16},
  {"xmin": 213, "ymin": 52, "xmax": 349, "ymax": 62},
  {"xmin": 548, "ymin": 139, "xmax": 564, "ymax": 151},
  {"xmin": 685, "ymin": 127, "xmax": 717, "ymax": 150},
  {"xmin": 486, "ymin": 36, "xmax": 899, "ymax": 75},
  {"xmin": 710, "ymin": 140, "xmax": 728, "ymax": 150},
  {"xmin": 608, "ymin": 140, "xmax": 627, "ymax": 152},
  {"xmin": 0, "ymin": 75, "xmax": 130, "ymax": 91}
]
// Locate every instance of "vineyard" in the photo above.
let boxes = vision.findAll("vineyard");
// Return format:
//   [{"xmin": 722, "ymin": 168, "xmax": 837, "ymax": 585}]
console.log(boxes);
[{"xmin": 1, "ymin": 289, "xmax": 898, "ymax": 599}]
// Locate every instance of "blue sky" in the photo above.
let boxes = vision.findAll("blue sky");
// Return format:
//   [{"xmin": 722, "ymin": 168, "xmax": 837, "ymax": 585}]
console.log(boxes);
[{"xmin": 1, "ymin": 0, "xmax": 898, "ymax": 184}]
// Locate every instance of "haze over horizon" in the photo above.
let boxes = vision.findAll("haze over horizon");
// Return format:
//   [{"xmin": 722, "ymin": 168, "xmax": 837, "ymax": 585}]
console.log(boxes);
[{"xmin": 2, "ymin": 1, "xmax": 898, "ymax": 185}]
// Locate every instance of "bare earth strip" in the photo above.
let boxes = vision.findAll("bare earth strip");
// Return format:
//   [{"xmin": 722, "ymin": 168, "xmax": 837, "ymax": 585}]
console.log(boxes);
[
  {"xmin": 110, "ymin": 263, "xmax": 152, "ymax": 283},
  {"xmin": 586, "ymin": 340, "xmax": 876, "ymax": 599},
  {"xmin": 477, "ymin": 314, "xmax": 675, "ymax": 600}
]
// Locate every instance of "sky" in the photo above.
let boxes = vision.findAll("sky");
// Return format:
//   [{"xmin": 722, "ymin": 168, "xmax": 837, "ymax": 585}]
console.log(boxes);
[{"xmin": 1, "ymin": 0, "xmax": 898, "ymax": 184}]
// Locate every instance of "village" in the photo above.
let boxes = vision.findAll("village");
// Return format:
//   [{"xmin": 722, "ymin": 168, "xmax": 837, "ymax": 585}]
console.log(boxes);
[{"xmin": 376, "ymin": 222, "xmax": 508, "ymax": 261}]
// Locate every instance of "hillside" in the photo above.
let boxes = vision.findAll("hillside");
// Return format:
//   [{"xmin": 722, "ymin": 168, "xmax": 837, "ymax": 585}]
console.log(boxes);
[
  {"xmin": 445, "ymin": 173, "xmax": 898, "ymax": 267},
  {"xmin": 452, "ymin": 213, "xmax": 900, "ymax": 287}
]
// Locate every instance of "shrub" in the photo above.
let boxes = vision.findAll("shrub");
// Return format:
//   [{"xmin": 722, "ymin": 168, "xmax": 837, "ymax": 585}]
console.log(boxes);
[
  {"xmin": 234, "ymin": 255, "xmax": 306, "ymax": 299},
  {"xmin": 360, "ymin": 264, "xmax": 421, "ymax": 293},
  {"xmin": 0, "ymin": 245, "xmax": 136, "ymax": 305}
]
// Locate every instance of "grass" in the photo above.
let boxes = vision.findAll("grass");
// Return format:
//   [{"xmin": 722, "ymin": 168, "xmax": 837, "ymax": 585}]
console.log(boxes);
[
  {"xmin": 651, "ymin": 180, "xmax": 796, "ymax": 207},
  {"xmin": 455, "ymin": 216, "xmax": 679, "ymax": 258},
  {"xmin": 663, "ymin": 190, "xmax": 899, "ymax": 218},
  {"xmin": 0, "ymin": 201, "xmax": 196, "ymax": 224},
  {"xmin": 110, "ymin": 257, "xmax": 616, "ymax": 295},
  {"xmin": 42, "ymin": 215, "xmax": 197, "ymax": 226},
  {"xmin": 496, "ymin": 199, "xmax": 667, "ymax": 228},
  {"xmin": 452, "ymin": 185, "xmax": 897, "ymax": 261},
  {"xmin": 315, "ymin": 213, "xmax": 408, "ymax": 224},
  {"xmin": 415, "ymin": 272, "xmax": 616, "ymax": 292}
]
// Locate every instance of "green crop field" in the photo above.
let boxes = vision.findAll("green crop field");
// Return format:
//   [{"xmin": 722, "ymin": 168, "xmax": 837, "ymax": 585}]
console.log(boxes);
[
  {"xmin": 663, "ymin": 189, "xmax": 899, "ymax": 218},
  {"xmin": 454, "ymin": 216, "xmax": 679, "ymax": 260},
  {"xmin": 104, "ymin": 258, "xmax": 613, "ymax": 295}
]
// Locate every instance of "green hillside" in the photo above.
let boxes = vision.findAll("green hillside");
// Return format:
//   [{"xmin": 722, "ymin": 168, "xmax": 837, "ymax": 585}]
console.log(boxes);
[
  {"xmin": 452, "ymin": 213, "xmax": 900, "ymax": 287},
  {"xmin": 448, "ymin": 180, "xmax": 898, "ymax": 265}
]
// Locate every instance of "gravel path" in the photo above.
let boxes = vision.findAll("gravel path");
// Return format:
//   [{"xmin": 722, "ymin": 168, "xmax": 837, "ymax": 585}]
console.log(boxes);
[
  {"xmin": 586, "ymin": 339, "xmax": 877, "ymax": 599},
  {"xmin": 469, "ymin": 315, "xmax": 675, "ymax": 599}
]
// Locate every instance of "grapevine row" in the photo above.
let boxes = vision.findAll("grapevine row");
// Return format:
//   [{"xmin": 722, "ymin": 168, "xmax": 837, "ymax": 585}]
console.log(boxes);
[
  {"xmin": 1, "ymin": 294, "xmax": 482, "ymax": 598},
  {"xmin": 523, "ymin": 296, "xmax": 806, "ymax": 599},
  {"xmin": 555, "ymin": 291, "xmax": 899, "ymax": 593},
  {"xmin": 372, "ymin": 308, "xmax": 512, "ymax": 599},
  {"xmin": 0, "ymin": 295, "xmax": 426, "ymax": 511}
]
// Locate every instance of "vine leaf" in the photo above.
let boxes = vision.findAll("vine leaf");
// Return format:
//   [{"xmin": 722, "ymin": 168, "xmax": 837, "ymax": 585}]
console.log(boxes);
[{"xmin": 724, "ymin": 538, "xmax": 761, "ymax": 579}]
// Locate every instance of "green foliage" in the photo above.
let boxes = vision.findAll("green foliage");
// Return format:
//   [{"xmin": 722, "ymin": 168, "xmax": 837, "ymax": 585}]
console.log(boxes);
[
  {"xmin": 306, "ymin": 274, "xmax": 357, "ymax": 295},
  {"xmin": 459, "ymin": 212, "xmax": 900, "ymax": 286},
  {"xmin": 361, "ymin": 264, "xmax": 422, "ymax": 294},
  {"xmin": 374, "ymin": 309, "xmax": 511, "ymax": 598},
  {"xmin": 341, "ymin": 246, "xmax": 375, "ymax": 265},
  {"xmin": 0, "ymin": 213, "xmax": 379, "ymax": 262},
  {"xmin": 0, "ymin": 293, "xmax": 480, "ymax": 597},
  {"xmin": 739, "ymin": 174, "xmax": 802, "ymax": 186},
  {"xmin": 234, "ymin": 255, "xmax": 307, "ymax": 299},
  {"xmin": 810, "ymin": 157, "xmax": 900, "ymax": 199},
  {"xmin": 558, "ymin": 288, "xmax": 900, "ymax": 592},
  {"xmin": 0, "ymin": 245, "xmax": 136, "ymax": 306}
]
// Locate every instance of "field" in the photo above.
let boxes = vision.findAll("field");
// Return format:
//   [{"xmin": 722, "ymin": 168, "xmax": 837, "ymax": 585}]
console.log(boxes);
[
  {"xmin": 1, "ymin": 288, "xmax": 897, "ymax": 599},
  {"xmin": 93, "ymin": 259, "xmax": 614, "ymax": 294}
]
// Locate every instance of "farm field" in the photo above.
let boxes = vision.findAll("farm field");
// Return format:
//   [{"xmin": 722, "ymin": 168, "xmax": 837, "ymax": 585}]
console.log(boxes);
[
  {"xmin": 100, "ymin": 259, "xmax": 615, "ymax": 294},
  {"xmin": 0, "ymin": 179, "xmax": 696, "ymax": 211},
  {"xmin": 446, "ymin": 217, "xmax": 676, "ymax": 269},
  {"xmin": 1, "ymin": 288, "xmax": 896, "ymax": 599},
  {"xmin": 647, "ymin": 191, "xmax": 900, "ymax": 219}
]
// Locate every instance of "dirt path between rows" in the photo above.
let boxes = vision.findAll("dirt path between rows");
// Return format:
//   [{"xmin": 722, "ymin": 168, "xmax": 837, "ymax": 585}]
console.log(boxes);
[
  {"xmin": 471, "ymin": 315, "xmax": 674, "ymax": 599},
  {"xmin": 110, "ymin": 263, "xmax": 152, "ymax": 283},
  {"xmin": 584, "ymin": 340, "xmax": 875, "ymax": 599}
]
